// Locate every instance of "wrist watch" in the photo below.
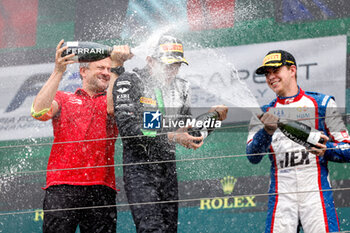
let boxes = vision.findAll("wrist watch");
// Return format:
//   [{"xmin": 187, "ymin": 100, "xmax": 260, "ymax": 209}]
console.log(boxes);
[{"xmin": 111, "ymin": 66, "xmax": 125, "ymax": 75}]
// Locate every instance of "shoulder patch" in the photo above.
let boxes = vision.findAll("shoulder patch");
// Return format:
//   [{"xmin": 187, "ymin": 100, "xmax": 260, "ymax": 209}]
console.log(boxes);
[{"xmin": 117, "ymin": 81, "xmax": 131, "ymax": 86}]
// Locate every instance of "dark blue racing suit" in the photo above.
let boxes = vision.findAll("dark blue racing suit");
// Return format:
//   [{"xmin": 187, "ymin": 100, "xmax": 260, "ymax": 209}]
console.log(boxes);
[{"xmin": 112, "ymin": 67, "xmax": 191, "ymax": 232}]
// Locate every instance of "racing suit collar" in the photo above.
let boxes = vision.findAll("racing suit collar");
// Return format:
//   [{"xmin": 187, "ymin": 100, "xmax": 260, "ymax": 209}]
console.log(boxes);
[{"xmin": 276, "ymin": 86, "xmax": 304, "ymax": 105}]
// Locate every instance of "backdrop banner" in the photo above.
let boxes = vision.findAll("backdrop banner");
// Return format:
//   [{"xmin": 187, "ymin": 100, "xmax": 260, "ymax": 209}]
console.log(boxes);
[{"xmin": 0, "ymin": 35, "xmax": 346, "ymax": 140}]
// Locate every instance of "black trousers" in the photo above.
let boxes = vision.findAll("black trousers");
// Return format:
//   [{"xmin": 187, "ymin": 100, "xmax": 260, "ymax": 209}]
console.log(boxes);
[
  {"xmin": 43, "ymin": 185, "xmax": 117, "ymax": 233},
  {"xmin": 124, "ymin": 161, "xmax": 179, "ymax": 233}
]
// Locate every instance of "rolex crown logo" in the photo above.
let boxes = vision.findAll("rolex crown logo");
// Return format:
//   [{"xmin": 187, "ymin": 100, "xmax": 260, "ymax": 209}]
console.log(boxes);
[{"xmin": 220, "ymin": 176, "xmax": 237, "ymax": 195}]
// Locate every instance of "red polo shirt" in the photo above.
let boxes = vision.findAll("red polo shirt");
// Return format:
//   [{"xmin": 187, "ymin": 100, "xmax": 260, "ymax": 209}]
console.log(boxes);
[{"xmin": 44, "ymin": 89, "xmax": 118, "ymax": 190}]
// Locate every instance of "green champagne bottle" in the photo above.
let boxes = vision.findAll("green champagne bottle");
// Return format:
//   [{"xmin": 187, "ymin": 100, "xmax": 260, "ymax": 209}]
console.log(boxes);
[
  {"xmin": 277, "ymin": 119, "xmax": 325, "ymax": 148},
  {"xmin": 61, "ymin": 41, "xmax": 113, "ymax": 62},
  {"xmin": 188, "ymin": 111, "xmax": 220, "ymax": 144}
]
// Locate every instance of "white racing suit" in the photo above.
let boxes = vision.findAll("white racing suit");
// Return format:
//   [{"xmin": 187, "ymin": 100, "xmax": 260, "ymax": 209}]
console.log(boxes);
[{"xmin": 246, "ymin": 88, "xmax": 350, "ymax": 233}]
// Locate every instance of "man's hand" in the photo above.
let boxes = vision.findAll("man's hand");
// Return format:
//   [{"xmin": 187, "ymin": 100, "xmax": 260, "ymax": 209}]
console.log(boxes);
[
  {"xmin": 209, "ymin": 105, "xmax": 228, "ymax": 121},
  {"xmin": 168, "ymin": 127, "xmax": 204, "ymax": 150},
  {"xmin": 258, "ymin": 113, "xmax": 279, "ymax": 135},
  {"xmin": 309, "ymin": 134, "xmax": 329, "ymax": 156},
  {"xmin": 55, "ymin": 39, "xmax": 76, "ymax": 73},
  {"xmin": 110, "ymin": 45, "xmax": 133, "ymax": 67}
]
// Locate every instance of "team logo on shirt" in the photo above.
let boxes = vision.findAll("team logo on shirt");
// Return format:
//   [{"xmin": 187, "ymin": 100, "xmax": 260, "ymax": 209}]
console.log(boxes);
[
  {"xmin": 116, "ymin": 81, "xmax": 131, "ymax": 86},
  {"xmin": 279, "ymin": 149, "xmax": 310, "ymax": 169},
  {"xmin": 285, "ymin": 98, "xmax": 294, "ymax": 104},
  {"xmin": 297, "ymin": 106, "xmax": 307, "ymax": 112},
  {"xmin": 140, "ymin": 97, "xmax": 156, "ymax": 106},
  {"xmin": 68, "ymin": 98, "xmax": 82, "ymax": 105},
  {"xmin": 273, "ymin": 109, "xmax": 285, "ymax": 118},
  {"xmin": 117, "ymin": 87, "xmax": 129, "ymax": 93},
  {"xmin": 341, "ymin": 130, "xmax": 349, "ymax": 139}
]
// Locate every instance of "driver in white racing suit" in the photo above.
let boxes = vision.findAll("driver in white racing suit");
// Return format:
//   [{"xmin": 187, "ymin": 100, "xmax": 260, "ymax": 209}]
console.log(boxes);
[{"xmin": 246, "ymin": 50, "xmax": 350, "ymax": 233}]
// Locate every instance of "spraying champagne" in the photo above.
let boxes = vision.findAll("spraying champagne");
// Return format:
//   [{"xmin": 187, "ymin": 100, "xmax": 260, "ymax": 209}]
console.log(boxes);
[
  {"xmin": 260, "ymin": 112, "xmax": 325, "ymax": 149},
  {"xmin": 188, "ymin": 111, "xmax": 220, "ymax": 144}
]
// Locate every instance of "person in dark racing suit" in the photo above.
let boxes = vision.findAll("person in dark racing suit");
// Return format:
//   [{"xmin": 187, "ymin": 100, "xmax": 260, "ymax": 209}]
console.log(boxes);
[{"xmin": 112, "ymin": 35, "xmax": 228, "ymax": 232}]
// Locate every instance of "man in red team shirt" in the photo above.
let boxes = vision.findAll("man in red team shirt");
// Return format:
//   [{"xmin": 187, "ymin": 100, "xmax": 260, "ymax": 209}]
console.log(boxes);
[{"xmin": 31, "ymin": 39, "xmax": 132, "ymax": 233}]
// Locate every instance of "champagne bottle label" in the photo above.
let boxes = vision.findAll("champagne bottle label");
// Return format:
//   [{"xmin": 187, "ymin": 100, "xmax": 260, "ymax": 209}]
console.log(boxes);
[
  {"xmin": 61, "ymin": 41, "xmax": 112, "ymax": 62},
  {"xmin": 306, "ymin": 130, "xmax": 322, "ymax": 146},
  {"xmin": 279, "ymin": 127, "xmax": 307, "ymax": 146},
  {"xmin": 278, "ymin": 119, "xmax": 324, "ymax": 148}
]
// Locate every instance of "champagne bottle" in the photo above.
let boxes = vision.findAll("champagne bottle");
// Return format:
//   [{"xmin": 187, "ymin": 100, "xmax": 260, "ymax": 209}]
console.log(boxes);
[
  {"xmin": 188, "ymin": 111, "xmax": 220, "ymax": 144},
  {"xmin": 61, "ymin": 41, "xmax": 112, "ymax": 62},
  {"xmin": 277, "ymin": 119, "xmax": 325, "ymax": 148}
]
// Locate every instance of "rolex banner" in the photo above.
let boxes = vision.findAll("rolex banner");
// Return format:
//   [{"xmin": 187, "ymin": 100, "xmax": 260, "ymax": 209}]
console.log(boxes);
[{"xmin": 0, "ymin": 35, "xmax": 346, "ymax": 141}]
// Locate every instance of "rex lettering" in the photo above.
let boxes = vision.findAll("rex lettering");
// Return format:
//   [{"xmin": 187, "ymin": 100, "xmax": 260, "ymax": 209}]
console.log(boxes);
[{"xmin": 279, "ymin": 149, "xmax": 310, "ymax": 169}]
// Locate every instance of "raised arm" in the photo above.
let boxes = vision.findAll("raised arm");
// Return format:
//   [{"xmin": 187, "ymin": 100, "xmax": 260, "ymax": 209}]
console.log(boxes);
[
  {"xmin": 31, "ymin": 39, "xmax": 76, "ymax": 120},
  {"xmin": 107, "ymin": 45, "xmax": 133, "ymax": 116}
]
